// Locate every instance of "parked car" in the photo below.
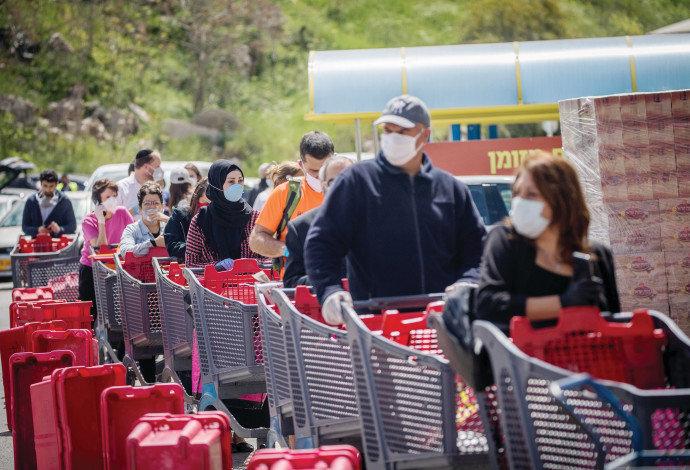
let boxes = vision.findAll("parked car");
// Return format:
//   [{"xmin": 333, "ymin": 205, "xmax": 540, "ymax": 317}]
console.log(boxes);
[
  {"xmin": 457, "ymin": 175, "xmax": 513, "ymax": 228},
  {"xmin": 0, "ymin": 191, "xmax": 92, "ymax": 278},
  {"xmin": 0, "ymin": 194, "xmax": 21, "ymax": 220}
]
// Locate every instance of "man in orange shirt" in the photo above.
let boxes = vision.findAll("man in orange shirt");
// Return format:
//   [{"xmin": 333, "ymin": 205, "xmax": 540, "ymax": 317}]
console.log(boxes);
[{"xmin": 249, "ymin": 131, "xmax": 334, "ymax": 262}]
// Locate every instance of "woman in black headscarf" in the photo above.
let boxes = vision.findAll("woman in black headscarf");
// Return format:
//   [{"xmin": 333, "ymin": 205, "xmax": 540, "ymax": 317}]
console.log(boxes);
[
  {"xmin": 185, "ymin": 160, "xmax": 262, "ymax": 268},
  {"xmin": 184, "ymin": 160, "xmax": 265, "ymax": 453}
]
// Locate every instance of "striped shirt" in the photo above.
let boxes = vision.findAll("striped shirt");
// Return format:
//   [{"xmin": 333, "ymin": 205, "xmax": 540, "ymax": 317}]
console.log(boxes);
[{"xmin": 184, "ymin": 210, "xmax": 262, "ymax": 268}]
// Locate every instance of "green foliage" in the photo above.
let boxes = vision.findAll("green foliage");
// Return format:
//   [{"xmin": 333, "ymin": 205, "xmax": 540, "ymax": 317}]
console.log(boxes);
[{"xmin": 0, "ymin": 0, "xmax": 689, "ymax": 177}]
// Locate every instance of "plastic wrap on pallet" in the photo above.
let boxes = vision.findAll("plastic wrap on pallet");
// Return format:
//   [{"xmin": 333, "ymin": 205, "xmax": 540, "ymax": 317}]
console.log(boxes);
[{"xmin": 560, "ymin": 89, "xmax": 690, "ymax": 336}]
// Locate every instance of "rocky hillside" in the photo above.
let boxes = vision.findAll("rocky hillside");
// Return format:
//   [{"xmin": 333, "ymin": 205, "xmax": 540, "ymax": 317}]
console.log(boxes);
[{"xmin": 1, "ymin": 0, "xmax": 688, "ymax": 175}]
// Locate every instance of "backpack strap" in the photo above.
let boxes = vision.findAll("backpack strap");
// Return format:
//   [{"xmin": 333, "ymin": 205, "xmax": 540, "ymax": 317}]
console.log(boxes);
[{"xmin": 274, "ymin": 179, "xmax": 302, "ymax": 240}]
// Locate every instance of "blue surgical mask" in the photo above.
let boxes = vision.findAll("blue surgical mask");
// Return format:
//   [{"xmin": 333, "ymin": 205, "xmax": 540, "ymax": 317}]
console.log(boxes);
[{"xmin": 224, "ymin": 184, "xmax": 244, "ymax": 202}]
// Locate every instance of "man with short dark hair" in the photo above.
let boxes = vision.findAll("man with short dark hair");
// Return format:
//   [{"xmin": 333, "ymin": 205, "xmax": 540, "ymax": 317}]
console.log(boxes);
[
  {"xmin": 283, "ymin": 155, "xmax": 354, "ymax": 287},
  {"xmin": 248, "ymin": 131, "xmax": 334, "ymax": 262},
  {"xmin": 116, "ymin": 149, "xmax": 162, "ymax": 220},
  {"xmin": 305, "ymin": 95, "xmax": 486, "ymax": 324},
  {"xmin": 22, "ymin": 169, "xmax": 77, "ymax": 237}
]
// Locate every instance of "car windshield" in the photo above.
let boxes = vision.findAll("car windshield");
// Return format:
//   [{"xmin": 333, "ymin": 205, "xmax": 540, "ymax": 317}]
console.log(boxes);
[
  {"xmin": 467, "ymin": 183, "xmax": 512, "ymax": 226},
  {"xmin": 69, "ymin": 195, "xmax": 90, "ymax": 225},
  {"xmin": 0, "ymin": 198, "xmax": 26, "ymax": 227}
]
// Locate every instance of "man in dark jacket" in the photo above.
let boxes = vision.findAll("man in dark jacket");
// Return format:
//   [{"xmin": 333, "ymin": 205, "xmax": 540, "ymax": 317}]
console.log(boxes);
[
  {"xmin": 22, "ymin": 169, "xmax": 77, "ymax": 238},
  {"xmin": 304, "ymin": 95, "xmax": 486, "ymax": 324},
  {"xmin": 283, "ymin": 155, "xmax": 353, "ymax": 287}
]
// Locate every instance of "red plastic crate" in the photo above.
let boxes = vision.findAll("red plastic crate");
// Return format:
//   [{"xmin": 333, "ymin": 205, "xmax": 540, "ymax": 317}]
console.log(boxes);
[
  {"xmin": 11, "ymin": 287, "xmax": 54, "ymax": 302},
  {"xmin": 165, "ymin": 261, "xmax": 188, "ymax": 287},
  {"xmin": 126, "ymin": 412, "xmax": 232, "ymax": 470},
  {"xmin": 510, "ymin": 306, "xmax": 668, "ymax": 389},
  {"xmin": 10, "ymin": 351, "xmax": 75, "ymax": 470},
  {"xmin": 17, "ymin": 234, "xmax": 72, "ymax": 253},
  {"xmin": 101, "ymin": 384, "xmax": 185, "ymax": 470},
  {"xmin": 15, "ymin": 301, "xmax": 92, "ymax": 330},
  {"xmin": 96, "ymin": 244, "xmax": 119, "ymax": 255},
  {"xmin": 32, "ymin": 329, "xmax": 97, "ymax": 367},
  {"xmin": 31, "ymin": 364, "xmax": 127, "ymax": 470},
  {"xmin": 11, "ymin": 299, "xmax": 67, "ymax": 328},
  {"xmin": 293, "ymin": 286, "xmax": 324, "ymax": 322},
  {"xmin": 380, "ymin": 301, "xmax": 444, "ymax": 353},
  {"xmin": 0, "ymin": 320, "xmax": 67, "ymax": 431},
  {"xmin": 202, "ymin": 258, "xmax": 273, "ymax": 304},
  {"xmin": 122, "ymin": 248, "xmax": 169, "ymax": 283},
  {"xmin": 247, "ymin": 445, "xmax": 361, "ymax": 470}
]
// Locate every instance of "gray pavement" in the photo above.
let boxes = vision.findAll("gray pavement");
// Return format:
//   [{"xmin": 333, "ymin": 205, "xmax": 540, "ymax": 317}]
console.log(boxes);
[
  {"xmin": 1, "ymin": 281, "xmax": 15, "ymax": 470},
  {"xmin": 0, "ymin": 280, "xmax": 257, "ymax": 469}
]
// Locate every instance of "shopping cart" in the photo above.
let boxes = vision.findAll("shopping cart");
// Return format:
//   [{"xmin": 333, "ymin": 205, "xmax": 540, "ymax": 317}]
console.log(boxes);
[
  {"xmin": 256, "ymin": 281, "xmax": 293, "ymax": 449},
  {"xmin": 91, "ymin": 245, "xmax": 122, "ymax": 363},
  {"xmin": 268, "ymin": 286, "xmax": 360, "ymax": 450},
  {"xmin": 550, "ymin": 373, "xmax": 690, "ymax": 469},
  {"xmin": 114, "ymin": 248, "xmax": 168, "ymax": 384},
  {"xmin": 10, "ymin": 233, "xmax": 81, "ymax": 290},
  {"xmin": 343, "ymin": 295, "xmax": 489, "ymax": 470},
  {"xmin": 153, "ymin": 257, "xmax": 203, "ymax": 403},
  {"xmin": 472, "ymin": 308, "xmax": 690, "ymax": 470},
  {"xmin": 183, "ymin": 259, "xmax": 274, "ymax": 441}
]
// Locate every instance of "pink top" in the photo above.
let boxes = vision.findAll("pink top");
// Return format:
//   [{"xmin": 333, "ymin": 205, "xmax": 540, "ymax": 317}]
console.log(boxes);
[{"xmin": 80, "ymin": 207, "xmax": 135, "ymax": 266}]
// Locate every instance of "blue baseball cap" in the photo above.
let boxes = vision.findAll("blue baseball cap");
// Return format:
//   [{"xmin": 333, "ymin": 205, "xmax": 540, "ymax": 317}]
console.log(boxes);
[{"xmin": 374, "ymin": 94, "xmax": 431, "ymax": 128}]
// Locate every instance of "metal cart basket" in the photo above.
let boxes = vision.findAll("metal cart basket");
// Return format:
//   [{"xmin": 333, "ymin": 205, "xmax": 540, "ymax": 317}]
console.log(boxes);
[
  {"xmin": 472, "ymin": 309, "xmax": 690, "ymax": 470},
  {"xmin": 184, "ymin": 259, "xmax": 273, "ymax": 439},
  {"xmin": 273, "ymin": 287, "xmax": 363, "ymax": 450},
  {"xmin": 114, "ymin": 249, "xmax": 168, "ymax": 384},
  {"xmin": 343, "ymin": 299, "xmax": 489, "ymax": 470},
  {"xmin": 256, "ymin": 281, "xmax": 294, "ymax": 449},
  {"xmin": 91, "ymin": 245, "xmax": 122, "ymax": 363},
  {"xmin": 153, "ymin": 257, "xmax": 202, "ymax": 401},
  {"xmin": 11, "ymin": 233, "xmax": 81, "ymax": 289}
]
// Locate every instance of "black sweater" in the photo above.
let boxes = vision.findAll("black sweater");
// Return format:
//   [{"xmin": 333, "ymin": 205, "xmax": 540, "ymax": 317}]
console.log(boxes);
[
  {"xmin": 476, "ymin": 225, "xmax": 620, "ymax": 325},
  {"xmin": 163, "ymin": 206, "xmax": 192, "ymax": 260}
]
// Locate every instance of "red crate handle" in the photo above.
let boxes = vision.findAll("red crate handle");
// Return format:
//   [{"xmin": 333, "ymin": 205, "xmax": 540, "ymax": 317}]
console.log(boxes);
[{"xmin": 202, "ymin": 258, "xmax": 264, "ymax": 280}]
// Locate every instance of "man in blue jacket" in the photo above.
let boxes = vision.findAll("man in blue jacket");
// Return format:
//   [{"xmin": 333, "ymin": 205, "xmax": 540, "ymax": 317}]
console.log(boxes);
[
  {"xmin": 304, "ymin": 94, "xmax": 486, "ymax": 324},
  {"xmin": 22, "ymin": 169, "xmax": 77, "ymax": 238}
]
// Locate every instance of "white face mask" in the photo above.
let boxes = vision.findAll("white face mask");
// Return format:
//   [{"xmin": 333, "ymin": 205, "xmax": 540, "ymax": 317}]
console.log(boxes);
[
  {"xmin": 143, "ymin": 208, "xmax": 162, "ymax": 223},
  {"xmin": 380, "ymin": 131, "xmax": 424, "ymax": 167},
  {"xmin": 266, "ymin": 178, "xmax": 274, "ymax": 189},
  {"xmin": 148, "ymin": 166, "xmax": 164, "ymax": 181},
  {"xmin": 510, "ymin": 197, "xmax": 551, "ymax": 239},
  {"xmin": 189, "ymin": 177, "xmax": 198, "ymax": 186},
  {"xmin": 305, "ymin": 172, "xmax": 322, "ymax": 193},
  {"xmin": 102, "ymin": 196, "xmax": 118, "ymax": 213}
]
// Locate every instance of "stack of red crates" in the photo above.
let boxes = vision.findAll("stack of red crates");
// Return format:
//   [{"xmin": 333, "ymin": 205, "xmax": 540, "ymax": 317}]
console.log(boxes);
[{"xmin": 510, "ymin": 306, "xmax": 667, "ymax": 389}]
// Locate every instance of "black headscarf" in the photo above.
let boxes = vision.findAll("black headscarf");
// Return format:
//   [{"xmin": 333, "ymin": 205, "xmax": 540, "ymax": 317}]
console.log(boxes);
[{"xmin": 195, "ymin": 160, "xmax": 252, "ymax": 260}]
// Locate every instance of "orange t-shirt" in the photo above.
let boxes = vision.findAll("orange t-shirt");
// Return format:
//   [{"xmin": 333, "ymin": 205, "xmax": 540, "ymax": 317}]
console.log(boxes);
[{"xmin": 255, "ymin": 178, "xmax": 324, "ymax": 241}]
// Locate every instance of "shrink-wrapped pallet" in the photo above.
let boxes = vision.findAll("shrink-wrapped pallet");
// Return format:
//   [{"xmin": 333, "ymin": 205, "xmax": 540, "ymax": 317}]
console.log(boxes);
[{"xmin": 559, "ymin": 89, "xmax": 690, "ymax": 335}]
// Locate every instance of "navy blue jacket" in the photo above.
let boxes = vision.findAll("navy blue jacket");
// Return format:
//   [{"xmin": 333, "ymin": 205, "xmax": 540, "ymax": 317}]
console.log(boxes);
[
  {"xmin": 22, "ymin": 191, "xmax": 76, "ymax": 238},
  {"xmin": 164, "ymin": 206, "xmax": 192, "ymax": 260},
  {"xmin": 305, "ymin": 151, "xmax": 487, "ymax": 304}
]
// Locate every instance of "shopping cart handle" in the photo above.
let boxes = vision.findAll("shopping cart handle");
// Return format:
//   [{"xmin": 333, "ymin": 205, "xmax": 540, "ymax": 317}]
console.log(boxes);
[
  {"xmin": 352, "ymin": 293, "xmax": 444, "ymax": 311},
  {"xmin": 550, "ymin": 373, "xmax": 643, "ymax": 453}
]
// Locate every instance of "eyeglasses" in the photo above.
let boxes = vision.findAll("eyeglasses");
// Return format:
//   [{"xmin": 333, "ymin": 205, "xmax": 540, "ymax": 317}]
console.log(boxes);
[{"xmin": 142, "ymin": 201, "xmax": 162, "ymax": 208}]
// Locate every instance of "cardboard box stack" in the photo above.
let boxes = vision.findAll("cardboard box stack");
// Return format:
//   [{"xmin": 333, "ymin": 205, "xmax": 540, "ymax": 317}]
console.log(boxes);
[{"xmin": 559, "ymin": 90, "xmax": 690, "ymax": 335}]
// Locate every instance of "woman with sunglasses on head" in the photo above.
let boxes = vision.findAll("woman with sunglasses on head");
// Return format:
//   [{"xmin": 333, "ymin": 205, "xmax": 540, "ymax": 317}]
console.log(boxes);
[
  {"xmin": 476, "ymin": 151, "xmax": 619, "ymax": 328},
  {"xmin": 120, "ymin": 182, "xmax": 170, "ymax": 256}
]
